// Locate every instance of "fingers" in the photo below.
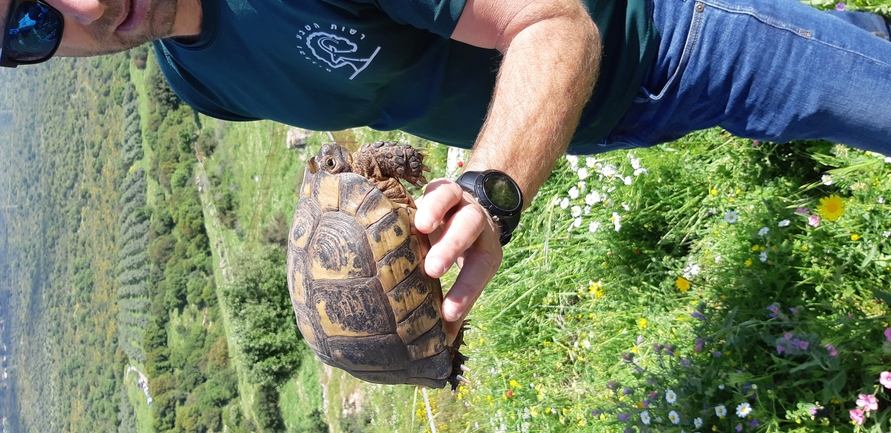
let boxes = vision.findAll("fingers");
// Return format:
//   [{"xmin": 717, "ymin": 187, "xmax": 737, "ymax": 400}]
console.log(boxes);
[{"xmin": 416, "ymin": 178, "xmax": 504, "ymax": 345}]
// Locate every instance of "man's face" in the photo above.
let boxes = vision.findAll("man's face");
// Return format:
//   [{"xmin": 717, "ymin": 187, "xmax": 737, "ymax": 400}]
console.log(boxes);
[{"xmin": 3, "ymin": 0, "xmax": 190, "ymax": 58}]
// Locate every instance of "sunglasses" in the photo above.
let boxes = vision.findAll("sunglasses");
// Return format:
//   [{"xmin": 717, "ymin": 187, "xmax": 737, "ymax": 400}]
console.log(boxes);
[{"xmin": 0, "ymin": 0, "xmax": 63, "ymax": 67}]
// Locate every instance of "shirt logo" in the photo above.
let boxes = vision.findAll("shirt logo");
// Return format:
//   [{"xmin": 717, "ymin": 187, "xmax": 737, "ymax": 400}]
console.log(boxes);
[{"xmin": 296, "ymin": 23, "xmax": 381, "ymax": 80}]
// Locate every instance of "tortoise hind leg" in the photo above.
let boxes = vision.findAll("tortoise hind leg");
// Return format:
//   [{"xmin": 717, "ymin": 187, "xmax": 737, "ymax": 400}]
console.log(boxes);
[{"xmin": 446, "ymin": 320, "xmax": 471, "ymax": 391}]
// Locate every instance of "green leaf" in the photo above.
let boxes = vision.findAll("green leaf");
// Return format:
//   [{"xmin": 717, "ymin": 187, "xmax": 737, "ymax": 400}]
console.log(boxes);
[
  {"xmin": 820, "ymin": 370, "xmax": 846, "ymax": 404},
  {"xmin": 873, "ymin": 289, "xmax": 891, "ymax": 307}
]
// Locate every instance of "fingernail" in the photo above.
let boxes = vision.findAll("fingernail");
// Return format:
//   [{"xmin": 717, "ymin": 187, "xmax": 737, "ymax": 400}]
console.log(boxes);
[
  {"xmin": 442, "ymin": 300, "xmax": 460, "ymax": 322},
  {"xmin": 426, "ymin": 256, "xmax": 446, "ymax": 278},
  {"xmin": 415, "ymin": 214, "xmax": 432, "ymax": 231}
]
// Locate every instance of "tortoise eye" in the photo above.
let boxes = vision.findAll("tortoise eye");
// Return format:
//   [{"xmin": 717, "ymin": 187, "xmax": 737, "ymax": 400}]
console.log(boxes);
[{"xmin": 325, "ymin": 157, "xmax": 336, "ymax": 168}]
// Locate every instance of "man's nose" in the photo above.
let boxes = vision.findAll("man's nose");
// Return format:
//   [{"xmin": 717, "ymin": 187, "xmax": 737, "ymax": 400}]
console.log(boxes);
[{"xmin": 45, "ymin": 0, "xmax": 106, "ymax": 25}]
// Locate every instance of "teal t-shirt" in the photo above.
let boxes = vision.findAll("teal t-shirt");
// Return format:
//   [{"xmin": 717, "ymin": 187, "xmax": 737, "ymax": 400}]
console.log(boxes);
[{"xmin": 155, "ymin": 0, "xmax": 658, "ymax": 153}]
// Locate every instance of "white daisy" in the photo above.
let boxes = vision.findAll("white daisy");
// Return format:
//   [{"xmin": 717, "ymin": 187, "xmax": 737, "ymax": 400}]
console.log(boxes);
[
  {"xmin": 585, "ymin": 191, "xmax": 601, "ymax": 206},
  {"xmin": 585, "ymin": 156, "xmax": 597, "ymax": 168},
  {"xmin": 757, "ymin": 227, "xmax": 769, "ymax": 237},
  {"xmin": 640, "ymin": 411, "xmax": 651, "ymax": 425},
  {"xmin": 778, "ymin": 219, "xmax": 790, "ymax": 227},
  {"xmin": 571, "ymin": 206, "xmax": 582, "ymax": 218},
  {"xmin": 715, "ymin": 405, "xmax": 727, "ymax": 418},
  {"xmin": 566, "ymin": 155, "xmax": 579, "ymax": 170},
  {"xmin": 559, "ymin": 197, "xmax": 570, "ymax": 209},
  {"xmin": 668, "ymin": 410, "xmax": 680, "ymax": 425},
  {"xmin": 759, "ymin": 251, "xmax": 768, "ymax": 262},
  {"xmin": 724, "ymin": 211, "xmax": 738, "ymax": 223},
  {"xmin": 694, "ymin": 417, "xmax": 703, "ymax": 428},
  {"xmin": 589, "ymin": 221, "xmax": 601, "ymax": 233},
  {"xmin": 666, "ymin": 389, "xmax": 677, "ymax": 404},
  {"xmin": 736, "ymin": 402, "xmax": 752, "ymax": 418},
  {"xmin": 578, "ymin": 167, "xmax": 589, "ymax": 180},
  {"xmin": 822, "ymin": 174, "xmax": 833, "ymax": 185},
  {"xmin": 611, "ymin": 212, "xmax": 622, "ymax": 232},
  {"xmin": 569, "ymin": 186, "xmax": 580, "ymax": 200}
]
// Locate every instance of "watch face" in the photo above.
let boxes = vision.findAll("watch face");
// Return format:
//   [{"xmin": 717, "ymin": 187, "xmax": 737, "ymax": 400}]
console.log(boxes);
[{"xmin": 483, "ymin": 172, "xmax": 522, "ymax": 212}]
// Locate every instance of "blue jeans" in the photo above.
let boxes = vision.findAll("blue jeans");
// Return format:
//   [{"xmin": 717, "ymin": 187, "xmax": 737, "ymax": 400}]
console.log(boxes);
[{"xmin": 597, "ymin": 0, "xmax": 891, "ymax": 153}]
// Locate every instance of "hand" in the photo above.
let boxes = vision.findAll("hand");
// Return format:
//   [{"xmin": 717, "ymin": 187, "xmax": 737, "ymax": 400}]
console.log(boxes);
[{"xmin": 414, "ymin": 178, "xmax": 504, "ymax": 344}]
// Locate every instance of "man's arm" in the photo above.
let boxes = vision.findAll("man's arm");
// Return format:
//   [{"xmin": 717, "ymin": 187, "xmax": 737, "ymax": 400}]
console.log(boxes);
[{"xmin": 413, "ymin": 0, "xmax": 600, "ymax": 341}]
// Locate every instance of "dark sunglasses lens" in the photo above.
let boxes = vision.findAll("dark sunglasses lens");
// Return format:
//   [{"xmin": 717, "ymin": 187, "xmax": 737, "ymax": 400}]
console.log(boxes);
[{"xmin": 5, "ymin": 2, "xmax": 62, "ymax": 62}]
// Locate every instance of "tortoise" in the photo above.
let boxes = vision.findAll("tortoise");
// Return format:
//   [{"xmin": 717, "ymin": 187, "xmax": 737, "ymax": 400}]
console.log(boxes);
[{"xmin": 287, "ymin": 141, "xmax": 468, "ymax": 389}]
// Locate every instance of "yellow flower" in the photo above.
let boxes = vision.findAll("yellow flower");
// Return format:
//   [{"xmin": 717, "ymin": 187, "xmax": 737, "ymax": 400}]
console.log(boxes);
[
  {"xmin": 816, "ymin": 195, "xmax": 845, "ymax": 221},
  {"xmin": 710, "ymin": 189, "xmax": 718, "ymax": 195},
  {"xmin": 589, "ymin": 280, "xmax": 605, "ymax": 298},
  {"xmin": 751, "ymin": 244, "xmax": 760, "ymax": 251},
  {"xmin": 638, "ymin": 318, "xmax": 648, "ymax": 329},
  {"xmin": 676, "ymin": 276, "xmax": 691, "ymax": 293},
  {"xmin": 745, "ymin": 259, "xmax": 753, "ymax": 267},
  {"xmin": 851, "ymin": 234, "xmax": 860, "ymax": 241}
]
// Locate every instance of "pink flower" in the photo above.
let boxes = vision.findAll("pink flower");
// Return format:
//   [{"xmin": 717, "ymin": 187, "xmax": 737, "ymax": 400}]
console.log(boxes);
[
  {"xmin": 808, "ymin": 214, "xmax": 820, "ymax": 227},
  {"xmin": 835, "ymin": 2, "xmax": 846, "ymax": 10},
  {"xmin": 857, "ymin": 393, "xmax": 878, "ymax": 412},
  {"xmin": 885, "ymin": 327, "xmax": 891, "ymax": 342},
  {"xmin": 826, "ymin": 344, "xmax": 837, "ymax": 357},
  {"xmin": 850, "ymin": 409, "xmax": 865, "ymax": 425},
  {"xmin": 794, "ymin": 207, "xmax": 810, "ymax": 215},
  {"xmin": 880, "ymin": 371, "xmax": 891, "ymax": 389},
  {"xmin": 797, "ymin": 340, "xmax": 809, "ymax": 350}
]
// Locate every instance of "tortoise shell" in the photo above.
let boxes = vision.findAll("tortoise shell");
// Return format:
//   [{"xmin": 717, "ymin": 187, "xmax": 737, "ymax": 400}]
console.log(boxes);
[{"xmin": 287, "ymin": 142, "xmax": 466, "ymax": 389}]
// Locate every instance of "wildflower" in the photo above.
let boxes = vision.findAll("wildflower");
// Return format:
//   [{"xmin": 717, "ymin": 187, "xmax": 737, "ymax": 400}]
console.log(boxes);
[
  {"xmin": 638, "ymin": 318, "xmax": 647, "ymax": 329},
  {"xmin": 668, "ymin": 410, "xmax": 680, "ymax": 425},
  {"xmin": 797, "ymin": 340, "xmax": 809, "ymax": 350},
  {"xmin": 816, "ymin": 195, "xmax": 845, "ymax": 221},
  {"xmin": 691, "ymin": 311, "xmax": 705, "ymax": 321},
  {"xmin": 735, "ymin": 425, "xmax": 743, "ymax": 432},
  {"xmin": 880, "ymin": 372, "xmax": 891, "ymax": 389},
  {"xmin": 879, "ymin": 197, "xmax": 886, "ymax": 204},
  {"xmin": 569, "ymin": 186, "xmax": 580, "ymax": 200},
  {"xmin": 589, "ymin": 221, "xmax": 601, "ymax": 233},
  {"xmin": 758, "ymin": 227, "xmax": 769, "ymax": 237},
  {"xmin": 640, "ymin": 411, "xmax": 651, "ymax": 425},
  {"xmin": 623, "ymin": 386, "xmax": 633, "ymax": 396},
  {"xmin": 822, "ymin": 174, "xmax": 833, "ymax": 185},
  {"xmin": 694, "ymin": 417, "xmax": 703, "ymax": 428},
  {"xmin": 715, "ymin": 405, "xmax": 727, "ymax": 418},
  {"xmin": 776, "ymin": 345, "xmax": 785, "ymax": 354},
  {"xmin": 778, "ymin": 219, "xmax": 790, "ymax": 227},
  {"xmin": 808, "ymin": 214, "xmax": 820, "ymax": 227},
  {"xmin": 572, "ymin": 217, "xmax": 582, "ymax": 228},
  {"xmin": 835, "ymin": 2, "xmax": 846, "ymax": 10},
  {"xmin": 566, "ymin": 155, "xmax": 579, "ymax": 170},
  {"xmin": 759, "ymin": 251, "xmax": 768, "ymax": 262},
  {"xmin": 585, "ymin": 191, "xmax": 601, "ymax": 206},
  {"xmin": 850, "ymin": 409, "xmax": 865, "ymax": 425},
  {"xmin": 578, "ymin": 167, "xmax": 589, "ymax": 180},
  {"xmin": 745, "ymin": 259, "xmax": 753, "ymax": 267},
  {"xmin": 794, "ymin": 207, "xmax": 810, "ymax": 215},
  {"xmin": 666, "ymin": 389, "xmax": 677, "ymax": 404},
  {"xmin": 612, "ymin": 212, "xmax": 622, "ymax": 231},
  {"xmin": 736, "ymin": 402, "xmax": 752, "ymax": 418},
  {"xmin": 766, "ymin": 304, "xmax": 779, "ymax": 315},
  {"xmin": 851, "ymin": 234, "xmax": 860, "ymax": 241},
  {"xmin": 857, "ymin": 394, "xmax": 878, "ymax": 412},
  {"xmin": 885, "ymin": 328, "xmax": 891, "ymax": 342},
  {"xmin": 884, "ymin": 231, "xmax": 891, "ymax": 238},
  {"xmin": 586, "ymin": 156, "xmax": 597, "ymax": 168},
  {"xmin": 826, "ymin": 344, "xmax": 837, "ymax": 357},
  {"xmin": 571, "ymin": 206, "xmax": 582, "ymax": 218},
  {"xmin": 695, "ymin": 338, "xmax": 704, "ymax": 352},
  {"xmin": 559, "ymin": 197, "xmax": 570, "ymax": 209},
  {"xmin": 676, "ymin": 276, "xmax": 691, "ymax": 293}
]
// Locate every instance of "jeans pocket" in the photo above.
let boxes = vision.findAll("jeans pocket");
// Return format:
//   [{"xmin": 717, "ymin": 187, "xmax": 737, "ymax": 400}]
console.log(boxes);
[{"xmin": 638, "ymin": 1, "xmax": 708, "ymax": 102}]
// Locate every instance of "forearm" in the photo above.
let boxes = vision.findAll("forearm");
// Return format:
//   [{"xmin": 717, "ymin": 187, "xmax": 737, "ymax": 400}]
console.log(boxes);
[{"xmin": 465, "ymin": 3, "xmax": 600, "ymax": 206}]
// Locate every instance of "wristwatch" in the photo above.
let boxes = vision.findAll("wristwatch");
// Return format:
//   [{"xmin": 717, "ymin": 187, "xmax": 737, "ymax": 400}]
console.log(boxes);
[{"xmin": 455, "ymin": 170, "xmax": 524, "ymax": 246}]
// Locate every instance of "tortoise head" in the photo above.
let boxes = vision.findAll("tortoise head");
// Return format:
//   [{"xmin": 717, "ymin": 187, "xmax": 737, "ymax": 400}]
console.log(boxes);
[{"xmin": 313, "ymin": 143, "xmax": 353, "ymax": 175}]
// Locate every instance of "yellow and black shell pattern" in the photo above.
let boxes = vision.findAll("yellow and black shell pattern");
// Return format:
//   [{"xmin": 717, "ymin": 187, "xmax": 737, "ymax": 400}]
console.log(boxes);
[{"xmin": 287, "ymin": 156, "xmax": 453, "ymax": 388}]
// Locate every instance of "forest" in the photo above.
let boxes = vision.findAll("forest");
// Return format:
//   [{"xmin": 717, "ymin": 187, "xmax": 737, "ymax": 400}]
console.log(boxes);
[{"xmin": 0, "ymin": 43, "xmax": 313, "ymax": 432}]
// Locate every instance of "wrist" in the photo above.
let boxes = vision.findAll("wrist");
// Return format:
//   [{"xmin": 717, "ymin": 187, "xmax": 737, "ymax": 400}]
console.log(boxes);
[{"xmin": 455, "ymin": 169, "xmax": 524, "ymax": 246}]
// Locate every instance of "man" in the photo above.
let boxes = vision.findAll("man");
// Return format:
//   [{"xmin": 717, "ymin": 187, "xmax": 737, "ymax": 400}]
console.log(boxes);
[{"xmin": 3, "ymin": 0, "xmax": 889, "ymax": 343}]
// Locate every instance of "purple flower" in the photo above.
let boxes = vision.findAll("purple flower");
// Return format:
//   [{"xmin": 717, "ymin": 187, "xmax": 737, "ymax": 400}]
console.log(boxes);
[
  {"xmin": 618, "ymin": 413, "xmax": 629, "ymax": 421},
  {"xmin": 794, "ymin": 207, "xmax": 810, "ymax": 215},
  {"xmin": 665, "ymin": 345, "xmax": 675, "ymax": 356},
  {"xmin": 736, "ymin": 424, "xmax": 743, "ymax": 432},
  {"xmin": 784, "ymin": 332, "xmax": 794, "ymax": 340},
  {"xmin": 607, "ymin": 381, "xmax": 617, "ymax": 390},
  {"xmin": 809, "ymin": 407, "xmax": 818, "ymax": 416},
  {"xmin": 826, "ymin": 344, "xmax": 837, "ymax": 357},
  {"xmin": 885, "ymin": 327, "xmax": 891, "ymax": 342},
  {"xmin": 789, "ymin": 307, "xmax": 799, "ymax": 315},
  {"xmin": 591, "ymin": 409, "xmax": 601, "ymax": 417},
  {"xmin": 681, "ymin": 358, "xmax": 692, "ymax": 367},
  {"xmin": 752, "ymin": 140, "xmax": 760, "ymax": 147},
  {"xmin": 881, "ymin": 371, "xmax": 891, "ymax": 389},
  {"xmin": 637, "ymin": 336, "xmax": 644, "ymax": 345},
  {"xmin": 776, "ymin": 345, "xmax": 785, "ymax": 354},
  {"xmin": 850, "ymin": 409, "xmax": 865, "ymax": 425},
  {"xmin": 654, "ymin": 343, "xmax": 663, "ymax": 353},
  {"xmin": 695, "ymin": 338, "xmax": 704, "ymax": 352},
  {"xmin": 797, "ymin": 340, "xmax": 809, "ymax": 350},
  {"xmin": 835, "ymin": 2, "xmax": 846, "ymax": 11},
  {"xmin": 691, "ymin": 311, "xmax": 705, "ymax": 321},
  {"xmin": 748, "ymin": 419, "xmax": 760, "ymax": 427},
  {"xmin": 623, "ymin": 386, "xmax": 633, "ymax": 395},
  {"xmin": 766, "ymin": 304, "xmax": 780, "ymax": 314},
  {"xmin": 712, "ymin": 351, "xmax": 722, "ymax": 358}
]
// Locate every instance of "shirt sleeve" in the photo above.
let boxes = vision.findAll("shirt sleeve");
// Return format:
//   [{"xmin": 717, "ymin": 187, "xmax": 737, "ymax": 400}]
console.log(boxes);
[{"xmin": 324, "ymin": 0, "xmax": 467, "ymax": 38}]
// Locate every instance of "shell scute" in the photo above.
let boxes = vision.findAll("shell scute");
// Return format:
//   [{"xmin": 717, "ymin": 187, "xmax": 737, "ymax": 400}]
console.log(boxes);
[
  {"xmin": 309, "ymin": 213, "xmax": 375, "ymax": 280},
  {"xmin": 311, "ymin": 278, "xmax": 396, "ymax": 337},
  {"xmin": 326, "ymin": 334, "xmax": 409, "ymax": 371}
]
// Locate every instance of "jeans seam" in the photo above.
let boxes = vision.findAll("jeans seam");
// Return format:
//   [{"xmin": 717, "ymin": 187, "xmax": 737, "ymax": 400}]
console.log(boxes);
[
  {"xmin": 646, "ymin": 1, "xmax": 706, "ymax": 101},
  {"xmin": 700, "ymin": 0, "xmax": 891, "ymax": 68}
]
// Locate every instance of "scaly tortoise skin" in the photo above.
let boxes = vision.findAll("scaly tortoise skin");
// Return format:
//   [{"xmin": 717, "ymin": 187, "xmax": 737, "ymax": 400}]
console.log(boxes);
[{"xmin": 287, "ymin": 141, "xmax": 468, "ymax": 389}]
